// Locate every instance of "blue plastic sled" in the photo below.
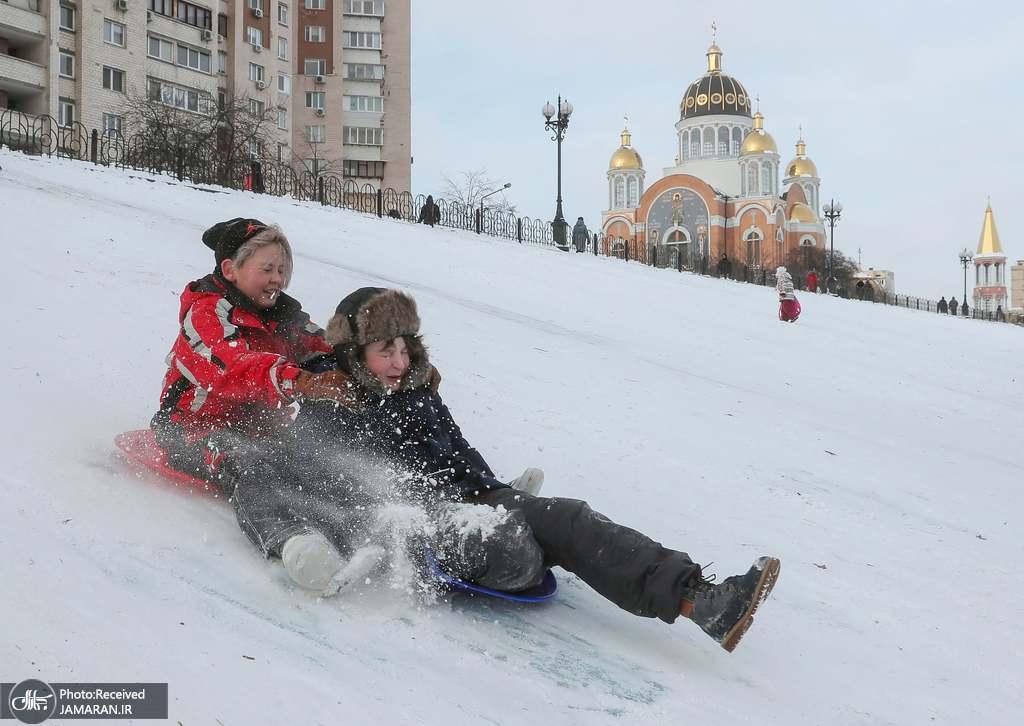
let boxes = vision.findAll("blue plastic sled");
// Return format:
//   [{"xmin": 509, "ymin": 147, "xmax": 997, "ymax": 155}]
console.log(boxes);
[
  {"xmin": 116, "ymin": 430, "xmax": 557, "ymax": 603},
  {"xmin": 423, "ymin": 547, "xmax": 557, "ymax": 603}
]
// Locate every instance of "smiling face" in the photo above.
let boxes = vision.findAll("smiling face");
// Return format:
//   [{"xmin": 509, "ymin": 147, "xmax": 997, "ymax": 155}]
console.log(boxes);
[
  {"xmin": 220, "ymin": 243, "xmax": 287, "ymax": 309},
  {"xmin": 363, "ymin": 336, "xmax": 411, "ymax": 391}
]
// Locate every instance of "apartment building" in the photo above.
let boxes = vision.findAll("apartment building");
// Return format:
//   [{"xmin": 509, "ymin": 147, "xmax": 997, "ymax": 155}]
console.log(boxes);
[{"xmin": 0, "ymin": 0, "xmax": 411, "ymax": 191}]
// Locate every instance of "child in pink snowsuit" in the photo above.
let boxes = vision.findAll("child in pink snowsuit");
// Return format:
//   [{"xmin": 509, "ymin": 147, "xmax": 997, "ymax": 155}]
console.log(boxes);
[{"xmin": 776, "ymin": 266, "xmax": 801, "ymax": 322}]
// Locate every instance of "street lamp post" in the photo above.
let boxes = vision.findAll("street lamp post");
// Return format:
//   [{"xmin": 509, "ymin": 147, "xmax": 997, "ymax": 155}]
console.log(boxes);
[
  {"xmin": 822, "ymin": 199, "xmax": 843, "ymax": 293},
  {"xmin": 542, "ymin": 96, "xmax": 573, "ymax": 249},
  {"xmin": 479, "ymin": 182, "xmax": 512, "ymax": 221},
  {"xmin": 959, "ymin": 248, "xmax": 973, "ymax": 303}
]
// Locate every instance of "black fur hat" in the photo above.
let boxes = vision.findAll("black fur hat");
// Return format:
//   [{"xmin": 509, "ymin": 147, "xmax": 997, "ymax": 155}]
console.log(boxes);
[
  {"xmin": 326, "ymin": 288, "xmax": 431, "ymax": 394},
  {"xmin": 202, "ymin": 218, "xmax": 268, "ymax": 265}
]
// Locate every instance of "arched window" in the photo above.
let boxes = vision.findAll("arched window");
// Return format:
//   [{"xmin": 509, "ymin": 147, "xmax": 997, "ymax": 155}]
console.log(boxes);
[
  {"xmin": 976, "ymin": 266, "xmax": 980, "ymax": 285},
  {"xmin": 745, "ymin": 231, "xmax": 762, "ymax": 267},
  {"xmin": 703, "ymin": 127, "xmax": 714, "ymax": 156},
  {"xmin": 747, "ymin": 162, "xmax": 759, "ymax": 196},
  {"xmin": 627, "ymin": 177, "xmax": 639, "ymax": 207},
  {"xmin": 718, "ymin": 126, "xmax": 729, "ymax": 156},
  {"xmin": 691, "ymin": 135, "xmax": 701, "ymax": 159},
  {"xmin": 613, "ymin": 177, "xmax": 625, "ymax": 209},
  {"xmin": 740, "ymin": 163, "xmax": 747, "ymax": 196},
  {"xmin": 731, "ymin": 127, "xmax": 742, "ymax": 156},
  {"xmin": 681, "ymin": 130, "xmax": 689, "ymax": 160},
  {"xmin": 761, "ymin": 165, "xmax": 772, "ymax": 196}
]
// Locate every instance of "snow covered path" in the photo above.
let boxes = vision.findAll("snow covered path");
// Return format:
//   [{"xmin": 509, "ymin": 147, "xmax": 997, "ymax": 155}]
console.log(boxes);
[{"xmin": 1, "ymin": 148, "xmax": 1022, "ymax": 724}]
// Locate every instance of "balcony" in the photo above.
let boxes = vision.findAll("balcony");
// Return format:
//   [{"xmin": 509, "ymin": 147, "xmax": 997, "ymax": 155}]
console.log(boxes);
[
  {"xmin": 0, "ymin": 1, "xmax": 47, "ymax": 46},
  {"xmin": 0, "ymin": 52, "xmax": 45, "ymax": 97}
]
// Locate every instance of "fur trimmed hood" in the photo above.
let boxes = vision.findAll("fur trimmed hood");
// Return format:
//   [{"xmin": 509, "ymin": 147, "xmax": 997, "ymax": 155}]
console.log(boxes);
[{"xmin": 325, "ymin": 287, "xmax": 432, "ymax": 396}]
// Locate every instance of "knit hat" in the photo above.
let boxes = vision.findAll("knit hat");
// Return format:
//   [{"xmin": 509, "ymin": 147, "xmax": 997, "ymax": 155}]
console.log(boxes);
[
  {"xmin": 325, "ymin": 287, "xmax": 431, "ymax": 393},
  {"xmin": 202, "ymin": 218, "xmax": 269, "ymax": 266}
]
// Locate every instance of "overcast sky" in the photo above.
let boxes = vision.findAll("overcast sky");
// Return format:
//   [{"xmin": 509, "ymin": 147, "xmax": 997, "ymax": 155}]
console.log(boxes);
[{"xmin": 410, "ymin": 0, "xmax": 1024, "ymax": 300}]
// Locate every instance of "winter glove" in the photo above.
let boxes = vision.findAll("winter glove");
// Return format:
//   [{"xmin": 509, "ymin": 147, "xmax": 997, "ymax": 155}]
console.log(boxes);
[
  {"xmin": 294, "ymin": 370, "xmax": 356, "ymax": 406},
  {"xmin": 429, "ymin": 365, "xmax": 442, "ymax": 394}
]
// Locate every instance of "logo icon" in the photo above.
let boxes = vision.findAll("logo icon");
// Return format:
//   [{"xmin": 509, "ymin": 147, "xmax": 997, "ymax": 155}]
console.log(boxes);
[{"xmin": 8, "ymin": 680, "xmax": 56, "ymax": 724}]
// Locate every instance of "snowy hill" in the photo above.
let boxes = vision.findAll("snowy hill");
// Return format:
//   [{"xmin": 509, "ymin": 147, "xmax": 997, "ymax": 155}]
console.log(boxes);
[{"xmin": 1, "ymin": 147, "xmax": 1022, "ymax": 725}]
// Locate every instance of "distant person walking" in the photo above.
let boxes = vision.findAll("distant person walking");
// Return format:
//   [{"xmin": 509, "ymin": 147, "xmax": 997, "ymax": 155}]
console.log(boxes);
[
  {"xmin": 805, "ymin": 269, "xmax": 819, "ymax": 293},
  {"xmin": 572, "ymin": 217, "xmax": 589, "ymax": 253},
  {"xmin": 776, "ymin": 266, "xmax": 801, "ymax": 322},
  {"xmin": 996, "ymin": 304, "xmax": 1005, "ymax": 321},
  {"xmin": 949, "ymin": 297, "xmax": 959, "ymax": 316},
  {"xmin": 418, "ymin": 195, "xmax": 440, "ymax": 227},
  {"xmin": 937, "ymin": 296, "xmax": 948, "ymax": 314},
  {"xmin": 717, "ymin": 254, "xmax": 732, "ymax": 278}
]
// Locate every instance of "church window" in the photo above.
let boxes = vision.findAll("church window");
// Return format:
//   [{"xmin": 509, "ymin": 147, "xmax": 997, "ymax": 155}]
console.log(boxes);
[
  {"xmin": 614, "ymin": 177, "xmax": 625, "ymax": 209},
  {"xmin": 747, "ymin": 163, "xmax": 758, "ymax": 195},
  {"xmin": 761, "ymin": 165, "xmax": 772, "ymax": 196},
  {"xmin": 746, "ymin": 231, "xmax": 762, "ymax": 267},
  {"xmin": 627, "ymin": 177, "xmax": 639, "ymax": 207},
  {"xmin": 731, "ymin": 127, "xmax": 742, "ymax": 156},
  {"xmin": 703, "ymin": 128, "xmax": 714, "ymax": 156},
  {"xmin": 717, "ymin": 127, "xmax": 729, "ymax": 156},
  {"xmin": 740, "ymin": 164, "xmax": 747, "ymax": 195}
]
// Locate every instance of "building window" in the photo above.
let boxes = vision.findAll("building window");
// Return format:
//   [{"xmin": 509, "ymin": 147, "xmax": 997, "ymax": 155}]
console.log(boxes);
[
  {"xmin": 277, "ymin": 36, "xmax": 288, "ymax": 60},
  {"xmin": 304, "ymin": 158, "xmax": 325, "ymax": 175},
  {"xmin": 305, "ymin": 0, "xmax": 325, "ymax": 8},
  {"xmin": 248, "ymin": 63, "xmax": 265, "ymax": 83},
  {"xmin": 249, "ymin": 140, "xmax": 264, "ymax": 160},
  {"xmin": 102, "ymin": 66, "xmax": 126, "ymax": 93},
  {"xmin": 147, "ymin": 77, "xmax": 214, "ymax": 113},
  {"xmin": 277, "ymin": 72, "xmax": 290, "ymax": 94},
  {"xmin": 627, "ymin": 177, "xmax": 639, "ymax": 207},
  {"xmin": 342, "ymin": 31, "xmax": 381, "ymax": 49},
  {"xmin": 613, "ymin": 177, "xmax": 624, "ymax": 208},
  {"xmin": 343, "ymin": 159, "xmax": 385, "ymax": 178},
  {"xmin": 305, "ymin": 91, "xmax": 325, "ymax": 109},
  {"xmin": 173, "ymin": 0, "xmax": 212, "ymax": 29},
  {"xmin": 248, "ymin": 27, "xmax": 263, "ymax": 45},
  {"xmin": 178, "ymin": 45, "xmax": 212, "ymax": 73},
  {"xmin": 277, "ymin": 108, "xmax": 287, "ymax": 130},
  {"xmin": 343, "ymin": 126, "xmax": 383, "ymax": 146},
  {"xmin": 305, "ymin": 124, "xmax": 325, "ymax": 143},
  {"xmin": 277, "ymin": 3, "xmax": 289, "ymax": 25},
  {"xmin": 248, "ymin": 0, "xmax": 264, "ymax": 10},
  {"xmin": 58, "ymin": 51, "xmax": 75, "ymax": 79},
  {"xmin": 104, "ymin": 19, "xmax": 126, "ymax": 47},
  {"xmin": 59, "ymin": 4, "xmax": 76, "ymax": 32},
  {"xmin": 305, "ymin": 26, "xmax": 325, "ymax": 42},
  {"xmin": 148, "ymin": 35, "xmax": 174, "ymax": 62},
  {"xmin": 250, "ymin": 99, "xmax": 265, "ymax": 117},
  {"xmin": 102, "ymin": 113, "xmax": 123, "ymax": 137},
  {"xmin": 277, "ymin": 143, "xmax": 288, "ymax": 162},
  {"xmin": 218, "ymin": 13, "xmax": 228, "ymax": 37},
  {"xmin": 304, "ymin": 59, "xmax": 326, "ymax": 76},
  {"xmin": 346, "ymin": 95, "xmax": 383, "ymax": 112},
  {"xmin": 58, "ymin": 98, "xmax": 76, "ymax": 127},
  {"xmin": 344, "ymin": 63, "xmax": 384, "ymax": 81},
  {"xmin": 218, "ymin": 51, "xmax": 228, "ymax": 75},
  {"xmin": 745, "ymin": 232, "xmax": 762, "ymax": 267},
  {"xmin": 343, "ymin": 0, "xmax": 384, "ymax": 16},
  {"xmin": 148, "ymin": 0, "xmax": 173, "ymax": 17}
]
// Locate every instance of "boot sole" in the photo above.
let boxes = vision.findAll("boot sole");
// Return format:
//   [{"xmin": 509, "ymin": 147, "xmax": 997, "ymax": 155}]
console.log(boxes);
[{"xmin": 720, "ymin": 557, "xmax": 781, "ymax": 653}]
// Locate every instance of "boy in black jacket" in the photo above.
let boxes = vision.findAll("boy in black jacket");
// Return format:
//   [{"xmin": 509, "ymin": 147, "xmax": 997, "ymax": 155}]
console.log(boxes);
[{"xmin": 270, "ymin": 287, "xmax": 782, "ymax": 652}]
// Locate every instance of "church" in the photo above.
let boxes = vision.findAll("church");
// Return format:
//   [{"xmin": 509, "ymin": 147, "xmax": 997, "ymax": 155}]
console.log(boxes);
[{"xmin": 601, "ymin": 40, "xmax": 826, "ymax": 271}]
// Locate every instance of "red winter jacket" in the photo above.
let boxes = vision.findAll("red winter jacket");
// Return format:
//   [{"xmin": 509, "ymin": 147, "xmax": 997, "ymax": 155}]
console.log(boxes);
[{"xmin": 155, "ymin": 274, "xmax": 331, "ymax": 442}]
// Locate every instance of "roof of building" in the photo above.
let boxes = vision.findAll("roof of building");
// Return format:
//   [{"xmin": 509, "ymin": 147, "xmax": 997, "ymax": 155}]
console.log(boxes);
[
  {"xmin": 680, "ymin": 43, "xmax": 752, "ymax": 120},
  {"xmin": 609, "ymin": 127, "xmax": 643, "ymax": 170},
  {"xmin": 977, "ymin": 203, "xmax": 1004, "ymax": 255}
]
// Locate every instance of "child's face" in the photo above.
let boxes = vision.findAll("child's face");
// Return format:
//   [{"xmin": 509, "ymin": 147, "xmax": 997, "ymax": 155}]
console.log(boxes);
[
  {"xmin": 221, "ymin": 244, "xmax": 286, "ymax": 308},
  {"xmin": 363, "ymin": 337, "xmax": 411, "ymax": 390}
]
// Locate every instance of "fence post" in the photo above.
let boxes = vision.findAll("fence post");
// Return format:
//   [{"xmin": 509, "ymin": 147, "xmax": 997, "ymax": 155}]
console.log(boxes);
[
  {"xmin": 474, "ymin": 208, "xmax": 481, "ymax": 234},
  {"xmin": 376, "ymin": 188, "xmax": 383, "ymax": 217},
  {"xmin": 175, "ymin": 146, "xmax": 184, "ymax": 181},
  {"xmin": 90, "ymin": 129, "xmax": 98, "ymax": 165},
  {"xmin": 317, "ymin": 176, "xmax": 325, "ymax": 205},
  {"xmin": 593, "ymin": 232, "xmax": 598, "ymax": 255},
  {"xmin": 625, "ymin": 240, "xmax": 630, "ymax": 262},
  {"xmin": 517, "ymin": 218, "xmax": 523, "ymax": 244}
]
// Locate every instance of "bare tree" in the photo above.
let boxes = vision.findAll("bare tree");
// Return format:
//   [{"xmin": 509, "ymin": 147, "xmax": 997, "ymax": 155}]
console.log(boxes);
[
  {"xmin": 291, "ymin": 132, "xmax": 343, "ymax": 181},
  {"xmin": 785, "ymin": 245, "xmax": 859, "ymax": 292},
  {"xmin": 441, "ymin": 168, "xmax": 516, "ymax": 214}
]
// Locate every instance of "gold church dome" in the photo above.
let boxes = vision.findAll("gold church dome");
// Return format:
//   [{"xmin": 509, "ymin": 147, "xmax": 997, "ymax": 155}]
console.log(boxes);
[
  {"xmin": 789, "ymin": 202, "xmax": 818, "ymax": 223},
  {"xmin": 785, "ymin": 136, "xmax": 818, "ymax": 178},
  {"xmin": 609, "ymin": 127, "xmax": 643, "ymax": 170},
  {"xmin": 740, "ymin": 112, "xmax": 777, "ymax": 154}
]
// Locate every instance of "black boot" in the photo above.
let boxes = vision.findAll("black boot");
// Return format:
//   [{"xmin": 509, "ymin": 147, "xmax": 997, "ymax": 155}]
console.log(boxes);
[{"xmin": 680, "ymin": 556, "xmax": 781, "ymax": 652}]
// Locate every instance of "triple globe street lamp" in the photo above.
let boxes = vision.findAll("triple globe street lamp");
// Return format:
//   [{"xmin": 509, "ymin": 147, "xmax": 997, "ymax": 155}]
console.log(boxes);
[
  {"xmin": 822, "ymin": 199, "xmax": 843, "ymax": 293},
  {"xmin": 542, "ymin": 96, "xmax": 573, "ymax": 249},
  {"xmin": 959, "ymin": 248, "xmax": 973, "ymax": 303}
]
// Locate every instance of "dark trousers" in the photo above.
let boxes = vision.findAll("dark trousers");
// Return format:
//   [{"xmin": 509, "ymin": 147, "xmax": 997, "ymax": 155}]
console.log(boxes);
[{"xmin": 467, "ymin": 488, "xmax": 700, "ymax": 623}]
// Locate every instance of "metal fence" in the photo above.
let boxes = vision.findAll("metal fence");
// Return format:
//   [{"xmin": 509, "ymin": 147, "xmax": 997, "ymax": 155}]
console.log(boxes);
[{"xmin": 2, "ymin": 109, "xmax": 1019, "ymax": 326}]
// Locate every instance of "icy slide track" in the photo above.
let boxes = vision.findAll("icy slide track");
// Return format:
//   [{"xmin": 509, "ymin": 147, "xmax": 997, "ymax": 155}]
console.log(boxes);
[{"xmin": 1, "ymin": 148, "xmax": 1021, "ymax": 725}]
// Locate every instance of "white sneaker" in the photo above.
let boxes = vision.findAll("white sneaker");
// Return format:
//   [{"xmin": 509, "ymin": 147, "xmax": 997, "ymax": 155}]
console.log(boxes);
[
  {"xmin": 281, "ymin": 531, "xmax": 346, "ymax": 593},
  {"xmin": 510, "ymin": 467, "xmax": 544, "ymax": 496}
]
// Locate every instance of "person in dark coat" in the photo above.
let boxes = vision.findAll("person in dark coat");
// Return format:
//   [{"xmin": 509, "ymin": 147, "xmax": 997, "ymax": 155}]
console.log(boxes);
[
  {"xmin": 418, "ymin": 195, "xmax": 440, "ymax": 226},
  {"xmin": 937, "ymin": 297, "xmax": 948, "ymax": 314},
  {"xmin": 248, "ymin": 288, "xmax": 782, "ymax": 653},
  {"xmin": 250, "ymin": 161, "xmax": 265, "ymax": 194},
  {"xmin": 949, "ymin": 297, "xmax": 959, "ymax": 316},
  {"xmin": 571, "ymin": 217, "xmax": 589, "ymax": 253},
  {"xmin": 716, "ymin": 254, "xmax": 732, "ymax": 278},
  {"xmin": 995, "ymin": 304, "xmax": 1005, "ymax": 321}
]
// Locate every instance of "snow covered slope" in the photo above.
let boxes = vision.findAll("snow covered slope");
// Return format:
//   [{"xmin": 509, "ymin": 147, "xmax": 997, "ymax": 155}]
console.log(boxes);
[{"xmin": 1, "ymin": 148, "xmax": 1022, "ymax": 725}]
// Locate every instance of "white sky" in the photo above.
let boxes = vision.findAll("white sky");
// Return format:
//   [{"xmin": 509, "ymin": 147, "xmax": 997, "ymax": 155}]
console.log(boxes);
[{"xmin": 410, "ymin": 0, "xmax": 1024, "ymax": 300}]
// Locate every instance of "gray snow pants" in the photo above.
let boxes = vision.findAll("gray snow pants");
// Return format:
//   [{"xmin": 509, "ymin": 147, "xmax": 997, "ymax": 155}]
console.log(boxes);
[{"xmin": 460, "ymin": 488, "xmax": 701, "ymax": 623}]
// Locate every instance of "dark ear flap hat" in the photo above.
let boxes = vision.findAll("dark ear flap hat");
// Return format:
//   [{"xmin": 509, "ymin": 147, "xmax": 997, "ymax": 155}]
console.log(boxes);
[{"xmin": 202, "ymin": 218, "xmax": 268, "ymax": 266}]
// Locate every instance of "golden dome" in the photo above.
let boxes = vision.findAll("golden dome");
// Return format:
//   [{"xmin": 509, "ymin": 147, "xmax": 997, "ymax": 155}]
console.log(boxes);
[
  {"xmin": 740, "ymin": 112, "xmax": 777, "ymax": 155},
  {"xmin": 789, "ymin": 202, "xmax": 817, "ymax": 223},
  {"xmin": 785, "ymin": 137, "xmax": 818, "ymax": 178},
  {"xmin": 609, "ymin": 127, "xmax": 643, "ymax": 170}
]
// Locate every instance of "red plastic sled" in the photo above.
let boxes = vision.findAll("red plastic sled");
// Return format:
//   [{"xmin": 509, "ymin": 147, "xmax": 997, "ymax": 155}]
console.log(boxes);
[{"xmin": 114, "ymin": 429, "xmax": 221, "ymax": 495}]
